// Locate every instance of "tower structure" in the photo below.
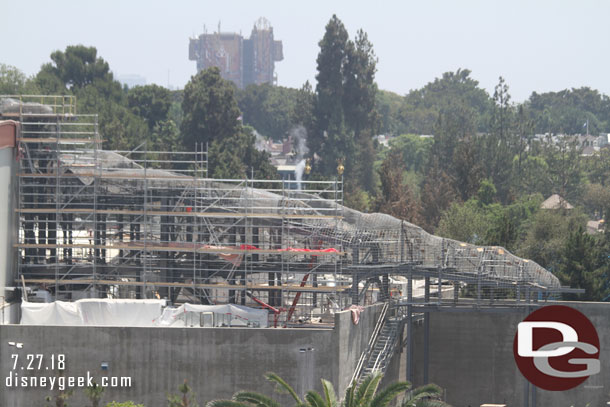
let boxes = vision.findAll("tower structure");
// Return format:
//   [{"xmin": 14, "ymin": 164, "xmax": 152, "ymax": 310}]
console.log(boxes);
[{"xmin": 189, "ymin": 17, "xmax": 283, "ymax": 88}]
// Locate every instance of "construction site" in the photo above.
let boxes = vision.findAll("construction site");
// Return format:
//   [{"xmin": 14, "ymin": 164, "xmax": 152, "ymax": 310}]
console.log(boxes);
[{"xmin": 1, "ymin": 96, "xmax": 609, "ymax": 407}]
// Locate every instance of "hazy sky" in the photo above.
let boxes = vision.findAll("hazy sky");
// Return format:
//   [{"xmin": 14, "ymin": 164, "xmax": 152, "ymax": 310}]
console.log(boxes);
[{"xmin": 3, "ymin": 0, "xmax": 610, "ymax": 101}]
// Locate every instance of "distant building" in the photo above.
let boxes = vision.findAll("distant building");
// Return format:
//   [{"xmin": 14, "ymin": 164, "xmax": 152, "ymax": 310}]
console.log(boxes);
[
  {"xmin": 587, "ymin": 220, "xmax": 604, "ymax": 235},
  {"xmin": 189, "ymin": 18, "xmax": 283, "ymax": 89},
  {"xmin": 540, "ymin": 194, "xmax": 574, "ymax": 210}
]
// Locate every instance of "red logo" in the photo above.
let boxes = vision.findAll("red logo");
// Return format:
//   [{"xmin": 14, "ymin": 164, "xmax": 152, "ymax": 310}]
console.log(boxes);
[{"xmin": 513, "ymin": 305, "xmax": 600, "ymax": 391}]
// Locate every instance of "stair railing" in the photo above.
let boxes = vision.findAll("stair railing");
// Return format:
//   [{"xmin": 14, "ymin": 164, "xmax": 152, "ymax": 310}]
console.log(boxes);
[{"xmin": 348, "ymin": 301, "xmax": 389, "ymax": 388}]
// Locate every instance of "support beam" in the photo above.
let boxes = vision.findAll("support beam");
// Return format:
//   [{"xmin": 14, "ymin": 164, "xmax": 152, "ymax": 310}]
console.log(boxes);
[
  {"xmin": 406, "ymin": 270, "xmax": 413, "ymax": 382},
  {"xmin": 424, "ymin": 275, "xmax": 430, "ymax": 384}
]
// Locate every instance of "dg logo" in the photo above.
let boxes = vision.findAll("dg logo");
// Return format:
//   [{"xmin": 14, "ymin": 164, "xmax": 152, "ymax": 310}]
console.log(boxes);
[{"xmin": 513, "ymin": 305, "xmax": 600, "ymax": 391}]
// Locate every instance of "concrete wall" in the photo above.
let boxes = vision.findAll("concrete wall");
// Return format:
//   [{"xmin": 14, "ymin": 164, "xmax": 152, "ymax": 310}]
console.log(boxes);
[
  {"xmin": 0, "ymin": 302, "xmax": 18, "ymax": 324},
  {"xmin": 8, "ymin": 299, "xmax": 607, "ymax": 407},
  {"xmin": 0, "ymin": 146, "xmax": 15, "ymax": 302},
  {"xmin": 411, "ymin": 301, "xmax": 610, "ymax": 407},
  {"xmin": 0, "ymin": 304, "xmax": 384, "ymax": 407}
]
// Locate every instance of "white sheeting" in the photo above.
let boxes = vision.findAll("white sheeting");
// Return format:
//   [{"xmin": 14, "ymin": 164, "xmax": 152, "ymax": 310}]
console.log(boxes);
[
  {"xmin": 21, "ymin": 301, "xmax": 82, "ymax": 325},
  {"xmin": 154, "ymin": 303, "xmax": 268, "ymax": 328},
  {"xmin": 21, "ymin": 299, "xmax": 166, "ymax": 326}
]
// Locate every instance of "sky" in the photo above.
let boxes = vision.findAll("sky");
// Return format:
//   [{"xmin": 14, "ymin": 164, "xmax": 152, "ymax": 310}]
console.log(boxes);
[{"xmin": 3, "ymin": 0, "xmax": 610, "ymax": 101}]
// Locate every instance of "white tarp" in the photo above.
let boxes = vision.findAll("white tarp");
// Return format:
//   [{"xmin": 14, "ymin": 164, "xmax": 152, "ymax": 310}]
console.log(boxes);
[
  {"xmin": 21, "ymin": 299, "xmax": 166, "ymax": 326},
  {"xmin": 78, "ymin": 299, "xmax": 165, "ymax": 326},
  {"xmin": 21, "ymin": 301, "xmax": 82, "ymax": 325},
  {"xmin": 154, "ymin": 303, "xmax": 268, "ymax": 328}
]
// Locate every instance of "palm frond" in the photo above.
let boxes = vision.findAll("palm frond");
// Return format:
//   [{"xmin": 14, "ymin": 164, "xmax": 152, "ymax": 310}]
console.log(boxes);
[
  {"xmin": 206, "ymin": 400, "xmax": 249, "ymax": 407},
  {"xmin": 416, "ymin": 400, "xmax": 451, "ymax": 407},
  {"xmin": 343, "ymin": 384, "xmax": 356, "ymax": 407},
  {"xmin": 410, "ymin": 384, "xmax": 442, "ymax": 398},
  {"xmin": 402, "ymin": 383, "xmax": 449, "ymax": 407},
  {"xmin": 265, "ymin": 372, "xmax": 303, "ymax": 405},
  {"xmin": 233, "ymin": 391, "xmax": 280, "ymax": 407},
  {"xmin": 321, "ymin": 379, "xmax": 337, "ymax": 407},
  {"xmin": 305, "ymin": 390, "xmax": 327, "ymax": 407},
  {"xmin": 356, "ymin": 372, "xmax": 383, "ymax": 407},
  {"xmin": 369, "ymin": 382, "xmax": 411, "ymax": 407}
]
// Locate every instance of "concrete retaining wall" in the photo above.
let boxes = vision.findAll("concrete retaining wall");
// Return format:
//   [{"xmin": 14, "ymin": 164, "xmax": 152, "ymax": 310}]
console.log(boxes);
[
  {"xmin": 5, "ymin": 299, "xmax": 607, "ymax": 407},
  {"xmin": 411, "ymin": 301, "xmax": 610, "ymax": 407},
  {"xmin": 0, "ymin": 146, "xmax": 15, "ymax": 302},
  {"xmin": 0, "ymin": 303, "xmax": 384, "ymax": 407}
]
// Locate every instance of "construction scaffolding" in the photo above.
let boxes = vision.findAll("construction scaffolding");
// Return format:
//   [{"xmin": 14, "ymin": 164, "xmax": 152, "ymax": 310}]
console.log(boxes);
[{"xmin": 1, "ymin": 96, "xmax": 569, "ymax": 327}]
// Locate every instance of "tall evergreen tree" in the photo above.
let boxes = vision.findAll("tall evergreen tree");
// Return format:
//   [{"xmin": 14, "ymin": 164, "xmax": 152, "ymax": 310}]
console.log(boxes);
[
  {"xmin": 343, "ymin": 29, "xmax": 379, "ymax": 193},
  {"xmin": 312, "ymin": 15, "xmax": 350, "ymax": 175},
  {"xmin": 485, "ymin": 76, "xmax": 515, "ymax": 203}
]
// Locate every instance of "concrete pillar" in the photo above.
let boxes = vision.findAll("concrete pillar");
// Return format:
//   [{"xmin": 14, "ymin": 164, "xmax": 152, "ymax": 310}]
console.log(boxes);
[{"xmin": 0, "ymin": 147, "xmax": 15, "ymax": 299}]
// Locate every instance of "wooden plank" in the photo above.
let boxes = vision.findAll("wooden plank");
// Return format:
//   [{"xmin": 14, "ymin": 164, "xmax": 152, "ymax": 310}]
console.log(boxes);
[
  {"xmin": 14, "ymin": 208, "xmax": 341, "ymax": 220},
  {"xmin": 17, "ymin": 278, "xmax": 346, "ymax": 292},
  {"xmin": 14, "ymin": 243, "xmax": 343, "ymax": 256},
  {"xmin": 17, "ymin": 172, "xmax": 188, "ymax": 180},
  {"xmin": 17, "ymin": 138, "xmax": 99, "ymax": 143}
]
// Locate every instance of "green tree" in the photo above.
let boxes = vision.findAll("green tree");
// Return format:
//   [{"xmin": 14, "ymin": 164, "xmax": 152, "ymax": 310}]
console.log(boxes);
[
  {"xmin": 34, "ymin": 45, "xmax": 149, "ymax": 150},
  {"xmin": 77, "ymin": 84, "xmax": 148, "ymax": 149},
  {"xmin": 312, "ymin": 14, "xmax": 350, "ymax": 175},
  {"xmin": 484, "ymin": 76, "xmax": 515, "ymax": 203},
  {"xmin": 436, "ymin": 200, "xmax": 487, "ymax": 245},
  {"xmin": 344, "ymin": 184, "xmax": 373, "ymax": 213},
  {"xmin": 376, "ymin": 90, "xmax": 406, "ymax": 136},
  {"xmin": 514, "ymin": 155, "xmax": 552, "ymax": 198},
  {"xmin": 583, "ymin": 183, "xmax": 610, "ymax": 219},
  {"xmin": 181, "ymin": 69, "xmax": 275, "ymax": 179},
  {"xmin": 237, "ymin": 83, "xmax": 298, "ymax": 140},
  {"xmin": 385, "ymin": 134, "xmax": 433, "ymax": 174},
  {"xmin": 477, "ymin": 179, "xmax": 497, "ymax": 206},
  {"xmin": 45, "ymin": 388, "xmax": 74, "ymax": 407},
  {"xmin": 557, "ymin": 226, "xmax": 608, "ymax": 301},
  {"xmin": 430, "ymin": 100, "xmax": 477, "ymax": 176},
  {"xmin": 343, "ymin": 29, "xmax": 379, "ymax": 193},
  {"xmin": 528, "ymin": 87, "xmax": 610, "ymax": 134},
  {"xmin": 399, "ymin": 69, "xmax": 492, "ymax": 135},
  {"xmin": 484, "ymin": 194, "xmax": 542, "ymax": 251},
  {"xmin": 0, "ymin": 63, "xmax": 28, "ymax": 94},
  {"xmin": 512, "ymin": 104, "xmax": 535, "ymax": 194},
  {"xmin": 584, "ymin": 148, "xmax": 610, "ymax": 186},
  {"xmin": 292, "ymin": 81, "xmax": 316, "ymax": 138},
  {"xmin": 437, "ymin": 193, "xmax": 543, "ymax": 251},
  {"xmin": 401, "ymin": 383, "xmax": 449, "ymax": 407},
  {"xmin": 419, "ymin": 158, "xmax": 458, "ymax": 232},
  {"xmin": 128, "ymin": 84, "xmax": 172, "ymax": 130},
  {"xmin": 181, "ymin": 67, "xmax": 241, "ymax": 149},
  {"xmin": 451, "ymin": 135, "xmax": 485, "ymax": 201},
  {"xmin": 85, "ymin": 382, "xmax": 105, "ymax": 407},
  {"xmin": 206, "ymin": 372, "xmax": 429, "ymax": 407},
  {"xmin": 168, "ymin": 380, "xmax": 199, "ymax": 407},
  {"xmin": 516, "ymin": 208, "xmax": 587, "ymax": 274},
  {"xmin": 376, "ymin": 150, "xmax": 420, "ymax": 223},
  {"xmin": 38, "ymin": 45, "xmax": 114, "ymax": 90},
  {"xmin": 208, "ymin": 125, "xmax": 277, "ymax": 180},
  {"xmin": 542, "ymin": 136, "xmax": 585, "ymax": 202}
]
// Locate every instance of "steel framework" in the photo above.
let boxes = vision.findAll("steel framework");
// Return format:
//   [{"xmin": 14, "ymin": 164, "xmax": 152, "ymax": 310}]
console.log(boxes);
[{"xmin": 1, "ymin": 96, "xmax": 571, "ymax": 328}]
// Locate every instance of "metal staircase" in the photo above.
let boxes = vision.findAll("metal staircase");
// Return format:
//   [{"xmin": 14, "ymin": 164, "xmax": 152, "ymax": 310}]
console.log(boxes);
[
  {"xmin": 358, "ymin": 315, "xmax": 401, "ymax": 383},
  {"xmin": 349, "ymin": 302, "xmax": 404, "ymax": 387}
]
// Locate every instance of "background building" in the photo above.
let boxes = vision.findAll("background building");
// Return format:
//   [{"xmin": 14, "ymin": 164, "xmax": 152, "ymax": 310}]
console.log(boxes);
[{"xmin": 189, "ymin": 18, "xmax": 283, "ymax": 89}]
